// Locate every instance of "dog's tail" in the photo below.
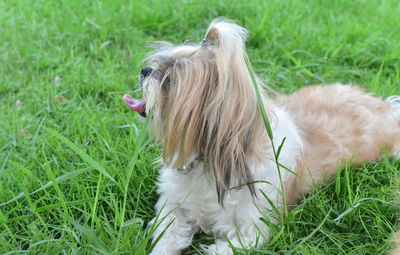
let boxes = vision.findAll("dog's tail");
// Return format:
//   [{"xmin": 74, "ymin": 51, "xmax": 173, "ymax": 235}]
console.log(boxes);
[
  {"xmin": 387, "ymin": 95, "xmax": 400, "ymax": 159},
  {"xmin": 387, "ymin": 95, "xmax": 400, "ymax": 116}
]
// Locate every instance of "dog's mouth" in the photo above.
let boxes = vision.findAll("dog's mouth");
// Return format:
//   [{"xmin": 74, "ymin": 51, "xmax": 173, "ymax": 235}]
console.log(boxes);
[{"xmin": 123, "ymin": 94, "xmax": 147, "ymax": 118}]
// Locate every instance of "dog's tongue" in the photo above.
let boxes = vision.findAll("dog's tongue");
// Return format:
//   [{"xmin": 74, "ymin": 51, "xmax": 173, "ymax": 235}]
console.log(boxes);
[{"xmin": 123, "ymin": 94, "xmax": 146, "ymax": 113}]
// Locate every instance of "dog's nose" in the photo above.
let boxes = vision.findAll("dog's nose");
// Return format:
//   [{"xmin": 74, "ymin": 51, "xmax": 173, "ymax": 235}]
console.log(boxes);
[{"xmin": 141, "ymin": 66, "xmax": 154, "ymax": 78}]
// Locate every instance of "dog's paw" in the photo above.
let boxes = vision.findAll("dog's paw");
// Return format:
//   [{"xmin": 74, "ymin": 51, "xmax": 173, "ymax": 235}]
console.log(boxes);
[
  {"xmin": 149, "ymin": 247, "xmax": 181, "ymax": 255},
  {"xmin": 201, "ymin": 243, "xmax": 234, "ymax": 255}
]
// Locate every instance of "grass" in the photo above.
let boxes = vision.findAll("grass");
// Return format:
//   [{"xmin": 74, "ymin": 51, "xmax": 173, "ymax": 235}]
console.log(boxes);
[{"xmin": 0, "ymin": 0, "xmax": 399, "ymax": 254}]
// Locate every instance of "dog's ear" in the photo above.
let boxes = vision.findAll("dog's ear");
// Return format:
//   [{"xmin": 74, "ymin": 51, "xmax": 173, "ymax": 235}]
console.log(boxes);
[
  {"xmin": 205, "ymin": 18, "xmax": 249, "ymax": 92},
  {"xmin": 163, "ymin": 20, "xmax": 266, "ymax": 203}
]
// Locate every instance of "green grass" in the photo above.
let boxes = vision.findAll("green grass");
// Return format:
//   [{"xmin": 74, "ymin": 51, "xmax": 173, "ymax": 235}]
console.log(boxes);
[{"xmin": 1, "ymin": 0, "xmax": 399, "ymax": 254}]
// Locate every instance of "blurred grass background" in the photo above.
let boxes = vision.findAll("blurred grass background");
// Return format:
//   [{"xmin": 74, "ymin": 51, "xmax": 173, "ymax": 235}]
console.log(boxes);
[{"xmin": 0, "ymin": 0, "xmax": 399, "ymax": 254}]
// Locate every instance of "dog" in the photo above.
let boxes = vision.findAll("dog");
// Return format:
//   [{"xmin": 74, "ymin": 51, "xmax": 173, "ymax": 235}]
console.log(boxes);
[{"xmin": 123, "ymin": 19, "xmax": 400, "ymax": 255}]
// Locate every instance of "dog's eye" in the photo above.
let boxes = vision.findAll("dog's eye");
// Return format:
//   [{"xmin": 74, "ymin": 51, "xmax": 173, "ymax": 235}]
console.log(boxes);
[
  {"xmin": 139, "ymin": 66, "xmax": 155, "ymax": 88},
  {"xmin": 141, "ymin": 66, "xmax": 154, "ymax": 78}
]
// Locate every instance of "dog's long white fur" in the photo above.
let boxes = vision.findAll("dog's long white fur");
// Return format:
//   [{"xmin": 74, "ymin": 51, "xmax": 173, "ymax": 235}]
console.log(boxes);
[{"xmin": 150, "ymin": 107, "xmax": 302, "ymax": 254}]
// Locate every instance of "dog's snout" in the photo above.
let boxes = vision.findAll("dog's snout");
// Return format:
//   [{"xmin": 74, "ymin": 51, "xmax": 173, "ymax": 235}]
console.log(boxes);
[{"xmin": 141, "ymin": 66, "xmax": 154, "ymax": 78}]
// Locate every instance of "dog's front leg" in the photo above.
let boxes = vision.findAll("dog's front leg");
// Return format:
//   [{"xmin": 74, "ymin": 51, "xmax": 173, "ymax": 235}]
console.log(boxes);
[{"xmin": 149, "ymin": 206, "xmax": 198, "ymax": 255}]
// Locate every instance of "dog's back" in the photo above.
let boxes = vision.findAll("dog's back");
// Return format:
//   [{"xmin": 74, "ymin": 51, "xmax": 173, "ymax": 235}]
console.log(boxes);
[{"xmin": 277, "ymin": 83, "xmax": 400, "ymax": 203}]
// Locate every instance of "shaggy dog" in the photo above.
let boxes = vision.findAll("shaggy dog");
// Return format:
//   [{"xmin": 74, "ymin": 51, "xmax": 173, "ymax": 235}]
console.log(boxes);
[{"xmin": 123, "ymin": 19, "xmax": 400, "ymax": 255}]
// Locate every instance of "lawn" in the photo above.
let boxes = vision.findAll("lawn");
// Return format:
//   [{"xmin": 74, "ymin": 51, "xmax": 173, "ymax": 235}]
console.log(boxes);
[{"xmin": 0, "ymin": 0, "xmax": 399, "ymax": 254}]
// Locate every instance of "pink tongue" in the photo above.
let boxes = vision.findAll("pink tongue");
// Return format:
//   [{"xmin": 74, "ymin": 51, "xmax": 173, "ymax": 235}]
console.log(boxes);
[{"xmin": 123, "ymin": 94, "xmax": 146, "ymax": 113}]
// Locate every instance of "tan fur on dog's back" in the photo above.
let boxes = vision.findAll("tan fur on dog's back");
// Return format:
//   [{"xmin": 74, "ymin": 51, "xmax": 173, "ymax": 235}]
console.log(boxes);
[{"xmin": 277, "ymin": 83, "xmax": 400, "ymax": 205}]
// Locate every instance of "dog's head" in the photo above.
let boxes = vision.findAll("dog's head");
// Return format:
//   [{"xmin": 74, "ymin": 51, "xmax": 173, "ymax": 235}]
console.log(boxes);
[{"xmin": 124, "ymin": 19, "xmax": 268, "ymax": 201}]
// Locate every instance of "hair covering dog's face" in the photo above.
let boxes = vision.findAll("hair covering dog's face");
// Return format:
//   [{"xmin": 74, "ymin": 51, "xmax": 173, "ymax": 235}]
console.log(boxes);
[{"xmin": 123, "ymin": 20, "xmax": 268, "ymax": 202}]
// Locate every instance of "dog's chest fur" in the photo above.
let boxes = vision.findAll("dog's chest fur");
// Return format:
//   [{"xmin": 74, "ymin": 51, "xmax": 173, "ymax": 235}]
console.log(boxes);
[{"xmin": 154, "ymin": 106, "xmax": 303, "ymax": 235}]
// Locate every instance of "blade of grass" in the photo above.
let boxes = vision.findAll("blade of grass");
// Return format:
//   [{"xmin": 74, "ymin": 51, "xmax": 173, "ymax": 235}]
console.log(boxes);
[
  {"xmin": 245, "ymin": 57, "xmax": 288, "ymax": 219},
  {"xmin": 38, "ymin": 152, "xmax": 75, "ymax": 244},
  {"xmin": 44, "ymin": 127, "xmax": 117, "ymax": 185},
  {"xmin": 114, "ymin": 110, "xmax": 152, "ymax": 251}
]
